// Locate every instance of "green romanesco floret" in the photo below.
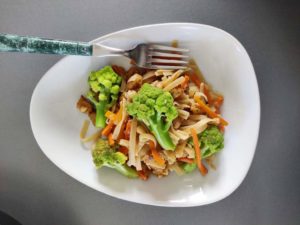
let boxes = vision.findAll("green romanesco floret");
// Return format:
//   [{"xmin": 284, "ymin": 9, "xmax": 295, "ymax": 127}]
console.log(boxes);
[
  {"xmin": 86, "ymin": 66, "xmax": 122, "ymax": 128},
  {"xmin": 181, "ymin": 126, "xmax": 224, "ymax": 174},
  {"xmin": 126, "ymin": 83, "xmax": 178, "ymax": 150},
  {"xmin": 92, "ymin": 139, "xmax": 138, "ymax": 178},
  {"xmin": 200, "ymin": 125, "xmax": 224, "ymax": 158},
  {"xmin": 189, "ymin": 125, "xmax": 224, "ymax": 159}
]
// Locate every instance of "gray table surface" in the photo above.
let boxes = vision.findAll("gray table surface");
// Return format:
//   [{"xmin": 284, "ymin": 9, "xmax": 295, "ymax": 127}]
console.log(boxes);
[{"xmin": 0, "ymin": 0, "xmax": 299, "ymax": 224}]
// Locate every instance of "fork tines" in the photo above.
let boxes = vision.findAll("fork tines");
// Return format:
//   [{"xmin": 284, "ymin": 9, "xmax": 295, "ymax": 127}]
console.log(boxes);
[{"xmin": 148, "ymin": 44, "xmax": 189, "ymax": 70}]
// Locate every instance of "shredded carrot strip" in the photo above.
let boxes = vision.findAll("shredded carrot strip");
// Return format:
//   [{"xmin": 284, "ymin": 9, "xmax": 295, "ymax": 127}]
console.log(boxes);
[
  {"xmin": 189, "ymin": 59, "xmax": 206, "ymax": 82},
  {"xmin": 115, "ymin": 104, "xmax": 123, "ymax": 123},
  {"xmin": 149, "ymin": 141, "xmax": 165, "ymax": 166},
  {"xmin": 189, "ymin": 72, "xmax": 201, "ymax": 87},
  {"xmin": 178, "ymin": 157, "xmax": 194, "ymax": 164},
  {"xmin": 118, "ymin": 146, "xmax": 129, "ymax": 155},
  {"xmin": 213, "ymin": 95, "xmax": 224, "ymax": 109},
  {"xmin": 194, "ymin": 95, "xmax": 228, "ymax": 126},
  {"xmin": 105, "ymin": 111, "xmax": 116, "ymax": 121},
  {"xmin": 101, "ymin": 120, "xmax": 114, "ymax": 136},
  {"xmin": 137, "ymin": 171, "xmax": 148, "ymax": 181},
  {"xmin": 213, "ymin": 95, "xmax": 224, "ymax": 113},
  {"xmin": 124, "ymin": 120, "xmax": 131, "ymax": 140},
  {"xmin": 203, "ymin": 84, "xmax": 213, "ymax": 106},
  {"xmin": 181, "ymin": 75, "xmax": 190, "ymax": 89},
  {"xmin": 218, "ymin": 124, "xmax": 225, "ymax": 133},
  {"xmin": 108, "ymin": 133, "xmax": 114, "ymax": 146},
  {"xmin": 190, "ymin": 128, "xmax": 208, "ymax": 175}
]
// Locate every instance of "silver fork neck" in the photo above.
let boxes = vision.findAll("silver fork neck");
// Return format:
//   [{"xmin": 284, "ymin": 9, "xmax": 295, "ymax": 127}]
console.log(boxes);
[{"xmin": 92, "ymin": 43, "xmax": 127, "ymax": 57}]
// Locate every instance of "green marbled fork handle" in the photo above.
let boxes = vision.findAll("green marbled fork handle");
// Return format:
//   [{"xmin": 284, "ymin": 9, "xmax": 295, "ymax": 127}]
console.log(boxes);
[{"xmin": 0, "ymin": 33, "xmax": 93, "ymax": 56}]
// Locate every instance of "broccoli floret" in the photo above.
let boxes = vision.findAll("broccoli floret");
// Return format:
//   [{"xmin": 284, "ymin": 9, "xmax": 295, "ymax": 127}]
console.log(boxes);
[
  {"xmin": 126, "ymin": 83, "xmax": 178, "ymax": 150},
  {"xmin": 92, "ymin": 139, "xmax": 138, "ymax": 178},
  {"xmin": 86, "ymin": 66, "xmax": 122, "ymax": 128},
  {"xmin": 188, "ymin": 126, "xmax": 224, "ymax": 158}
]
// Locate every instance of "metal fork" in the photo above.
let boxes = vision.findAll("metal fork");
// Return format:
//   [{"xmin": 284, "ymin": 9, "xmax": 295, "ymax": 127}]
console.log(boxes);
[{"xmin": 0, "ymin": 33, "xmax": 189, "ymax": 70}]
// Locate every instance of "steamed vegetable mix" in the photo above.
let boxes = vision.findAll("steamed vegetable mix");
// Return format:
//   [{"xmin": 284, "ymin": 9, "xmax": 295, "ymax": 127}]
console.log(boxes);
[
  {"xmin": 126, "ymin": 83, "xmax": 178, "ymax": 151},
  {"xmin": 86, "ymin": 66, "xmax": 122, "ymax": 128},
  {"xmin": 77, "ymin": 59, "xmax": 228, "ymax": 180},
  {"xmin": 92, "ymin": 139, "xmax": 138, "ymax": 178}
]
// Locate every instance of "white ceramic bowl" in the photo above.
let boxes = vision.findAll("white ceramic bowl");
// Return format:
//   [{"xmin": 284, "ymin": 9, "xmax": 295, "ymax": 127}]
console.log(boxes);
[{"xmin": 30, "ymin": 23, "xmax": 260, "ymax": 207}]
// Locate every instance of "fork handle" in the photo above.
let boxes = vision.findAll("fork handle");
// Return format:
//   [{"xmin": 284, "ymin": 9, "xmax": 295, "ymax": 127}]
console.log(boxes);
[{"xmin": 0, "ymin": 33, "xmax": 92, "ymax": 56}]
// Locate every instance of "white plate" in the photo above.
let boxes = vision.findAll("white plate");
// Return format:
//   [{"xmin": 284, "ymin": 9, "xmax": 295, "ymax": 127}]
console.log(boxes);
[{"xmin": 30, "ymin": 23, "xmax": 260, "ymax": 207}]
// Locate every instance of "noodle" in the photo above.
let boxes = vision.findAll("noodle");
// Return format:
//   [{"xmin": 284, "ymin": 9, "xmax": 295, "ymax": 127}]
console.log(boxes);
[
  {"xmin": 139, "ymin": 133, "xmax": 157, "ymax": 146},
  {"xmin": 174, "ymin": 101, "xmax": 190, "ymax": 109},
  {"xmin": 119, "ymin": 139, "xmax": 129, "ymax": 148},
  {"xmin": 169, "ymin": 162, "xmax": 184, "ymax": 176},
  {"xmin": 142, "ymin": 71, "xmax": 156, "ymax": 80},
  {"xmin": 184, "ymin": 146, "xmax": 195, "ymax": 158},
  {"xmin": 120, "ymin": 79, "xmax": 126, "ymax": 92},
  {"xmin": 163, "ymin": 76, "xmax": 185, "ymax": 91},
  {"xmin": 188, "ymin": 82, "xmax": 200, "ymax": 97},
  {"xmin": 163, "ymin": 150, "xmax": 176, "ymax": 164},
  {"xmin": 80, "ymin": 120, "xmax": 90, "ymax": 139},
  {"xmin": 176, "ymin": 93, "xmax": 191, "ymax": 105},
  {"xmin": 195, "ymin": 91, "xmax": 208, "ymax": 102},
  {"xmin": 135, "ymin": 151, "xmax": 142, "ymax": 171},
  {"xmin": 169, "ymin": 132, "xmax": 179, "ymax": 146},
  {"xmin": 137, "ymin": 125, "xmax": 147, "ymax": 134},
  {"xmin": 81, "ymin": 130, "xmax": 102, "ymax": 143},
  {"xmin": 188, "ymin": 114, "xmax": 207, "ymax": 121},
  {"xmin": 125, "ymin": 90, "xmax": 137, "ymax": 102},
  {"xmin": 206, "ymin": 155, "xmax": 216, "ymax": 170},
  {"xmin": 158, "ymin": 69, "xmax": 184, "ymax": 88},
  {"xmin": 177, "ymin": 109, "xmax": 190, "ymax": 120},
  {"xmin": 175, "ymin": 140, "xmax": 187, "ymax": 158},
  {"xmin": 154, "ymin": 70, "xmax": 173, "ymax": 76},
  {"xmin": 127, "ymin": 118, "xmax": 137, "ymax": 167},
  {"xmin": 170, "ymin": 126, "xmax": 190, "ymax": 140},
  {"xmin": 150, "ymin": 80, "xmax": 160, "ymax": 87},
  {"xmin": 181, "ymin": 119, "xmax": 198, "ymax": 126},
  {"xmin": 180, "ymin": 117, "xmax": 220, "ymax": 134}
]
